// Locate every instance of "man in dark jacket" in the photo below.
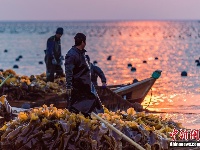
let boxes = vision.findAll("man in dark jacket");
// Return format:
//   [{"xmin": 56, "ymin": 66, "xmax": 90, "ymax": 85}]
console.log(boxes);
[
  {"xmin": 44, "ymin": 27, "xmax": 64, "ymax": 82},
  {"xmin": 65, "ymin": 33, "xmax": 102, "ymax": 114},
  {"xmin": 85, "ymin": 55, "xmax": 107, "ymax": 86}
]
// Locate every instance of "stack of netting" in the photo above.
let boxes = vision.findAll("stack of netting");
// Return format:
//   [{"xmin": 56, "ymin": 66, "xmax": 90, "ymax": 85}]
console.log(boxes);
[{"xmin": 0, "ymin": 104, "xmax": 183, "ymax": 150}]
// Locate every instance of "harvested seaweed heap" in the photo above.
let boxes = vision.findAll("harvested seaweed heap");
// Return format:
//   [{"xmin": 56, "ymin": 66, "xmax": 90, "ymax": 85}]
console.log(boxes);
[
  {"xmin": 0, "ymin": 95, "xmax": 13, "ymax": 128},
  {"xmin": 0, "ymin": 69, "xmax": 66, "ymax": 101},
  {"xmin": 0, "ymin": 105, "xmax": 183, "ymax": 150}
]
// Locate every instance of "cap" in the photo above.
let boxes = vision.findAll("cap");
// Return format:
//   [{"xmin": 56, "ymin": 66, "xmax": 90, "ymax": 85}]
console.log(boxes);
[{"xmin": 56, "ymin": 27, "xmax": 64, "ymax": 35}]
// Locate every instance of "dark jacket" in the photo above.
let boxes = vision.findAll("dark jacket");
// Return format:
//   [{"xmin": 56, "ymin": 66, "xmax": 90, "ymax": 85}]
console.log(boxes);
[
  {"xmin": 65, "ymin": 46, "xmax": 91, "ymax": 92},
  {"xmin": 91, "ymin": 63, "xmax": 106, "ymax": 86},
  {"xmin": 46, "ymin": 35, "xmax": 62, "ymax": 61}
]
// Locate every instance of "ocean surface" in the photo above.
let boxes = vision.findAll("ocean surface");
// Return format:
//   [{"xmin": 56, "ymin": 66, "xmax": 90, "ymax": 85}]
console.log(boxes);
[{"xmin": 0, "ymin": 21, "xmax": 200, "ymax": 129}]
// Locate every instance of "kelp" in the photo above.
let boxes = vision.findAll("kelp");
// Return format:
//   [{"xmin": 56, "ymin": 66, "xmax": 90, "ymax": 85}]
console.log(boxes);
[
  {"xmin": 0, "ymin": 69, "xmax": 66, "ymax": 101},
  {"xmin": 0, "ymin": 105, "xmax": 184, "ymax": 150},
  {"xmin": 0, "ymin": 70, "xmax": 143, "ymax": 112},
  {"xmin": 0, "ymin": 95, "xmax": 13, "ymax": 132}
]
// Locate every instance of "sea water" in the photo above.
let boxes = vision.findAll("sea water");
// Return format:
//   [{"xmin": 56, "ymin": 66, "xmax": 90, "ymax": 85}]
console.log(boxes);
[{"xmin": 0, "ymin": 21, "xmax": 200, "ymax": 129}]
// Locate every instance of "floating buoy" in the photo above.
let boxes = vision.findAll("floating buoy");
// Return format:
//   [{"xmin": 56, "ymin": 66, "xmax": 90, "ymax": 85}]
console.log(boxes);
[
  {"xmin": 143, "ymin": 60, "xmax": 147, "ymax": 63},
  {"xmin": 155, "ymin": 57, "xmax": 158, "ymax": 60},
  {"xmin": 133, "ymin": 78, "xmax": 138, "ymax": 83},
  {"xmin": 93, "ymin": 60, "xmax": 98, "ymax": 65},
  {"xmin": 0, "ymin": 69, "xmax": 3, "ymax": 72},
  {"xmin": 4, "ymin": 49, "xmax": 8, "ymax": 53},
  {"xmin": 13, "ymin": 65, "xmax": 19, "ymax": 69},
  {"xmin": 107, "ymin": 55, "xmax": 112, "ymax": 60},
  {"xmin": 18, "ymin": 55, "xmax": 23, "ymax": 59},
  {"xmin": 195, "ymin": 60, "xmax": 200, "ymax": 63},
  {"xmin": 39, "ymin": 61, "xmax": 43, "ymax": 64},
  {"xmin": 197, "ymin": 62, "xmax": 200, "ymax": 66},
  {"xmin": 181, "ymin": 71, "xmax": 187, "ymax": 76},
  {"xmin": 127, "ymin": 63, "xmax": 132, "ymax": 67},
  {"xmin": 131, "ymin": 67, "xmax": 136, "ymax": 72},
  {"xmin": 16, "ymin": 58, "xmax": 20, "ymax": 61}
]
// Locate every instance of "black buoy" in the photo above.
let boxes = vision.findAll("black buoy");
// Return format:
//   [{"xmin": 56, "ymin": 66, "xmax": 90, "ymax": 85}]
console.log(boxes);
[
  {"xmin": 4, "ymin": 49, "xmax": 8, "ymax": 53},
  {"xmin": 131, "ymin": 67, "xmax": 136, "ymax": 72},
  {"xmin": 155, "ymin": 57, "xmax": 158, "ymax": 60},
  {"xmin": 18, "ymin": 55, "xmax": 23, "ymax": 59},
  {"xmin": 16, "ymin": 58, "xmax": 20, "ymax": 61},
  {"xmin": 13, "ymin": 65, "xmax": 19, "ymax": 69},
  {"xmin": 195, "ymin": 60, "xmax": 200, "ymax": 63},
  {"xmin": 181, "ymin": 71, "xmax": 187, "ymax": 76},
  {"xmin": 133, "ymin": 78, "xmax": 138, "ymax": 83},
  {"xmin": 0, "ymin": 69, "xmax": 3, "ymax": 72},
  {"xmin": 197, "ymin": 62, "xmax": 200, "ymax": 66},
  {"xmin": 143, "ymin": 60, "xmax": 147, "ymax": 63},
  {"xmin": 107, "ymin": 55, "xmax": 112, "ymax": 61},
  {"xmin": 127, "ymin": 63, "xmax": 132, "ymax": 67},
  {"xmin": 39, "ymin": 61, "xmax": 43, "ymax": 64},
  {"xmin": 93, "ymin": 60, "xmax": 98, "ymax": 65}
]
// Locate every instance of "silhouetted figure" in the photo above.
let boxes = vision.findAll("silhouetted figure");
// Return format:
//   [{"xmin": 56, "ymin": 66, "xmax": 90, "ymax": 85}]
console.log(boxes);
[
  {"xmin": 44, "ymin": 27, "xmax": 64, "ymax": 82},
  {"xmin": 65, "ymin": 33, "xmax": 103, "ymax": 115},
  {"xmin": 85, "ymin": 55, "xmax": 107, "ymax": 86}
]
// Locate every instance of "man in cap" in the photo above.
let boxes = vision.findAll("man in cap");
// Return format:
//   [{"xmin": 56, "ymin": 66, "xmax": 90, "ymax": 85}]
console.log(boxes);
[
  {"xmin": 85, "ymin": 55, "xmax": 107, "ymax": 87},
  {"xmin": 65, "ymin": 33, "xmax": 103, "ymax": 115},
  {"xmin": 44, "ymin": 27, "xmax": 64, "ymax": 82}
]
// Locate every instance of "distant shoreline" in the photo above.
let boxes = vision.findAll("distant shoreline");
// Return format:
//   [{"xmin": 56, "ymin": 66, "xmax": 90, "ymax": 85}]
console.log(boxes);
[{"xmin": 0, "ymin": 19, "xmax": 200, "ymax": 23}]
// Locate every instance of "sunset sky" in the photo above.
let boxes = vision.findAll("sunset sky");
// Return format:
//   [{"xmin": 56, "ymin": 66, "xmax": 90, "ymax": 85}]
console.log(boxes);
[{"xmin": 0, "ymin": 0, "xmax": 200, "ymax": 21}]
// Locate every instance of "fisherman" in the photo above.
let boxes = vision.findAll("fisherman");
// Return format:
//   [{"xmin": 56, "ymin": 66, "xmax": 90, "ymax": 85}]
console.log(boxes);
[
  {"xmin": 65, "ymin": 33, "xmax": 103, "ymax": 115},
  {"xmin": 85, "ymin": 55, "xmax": 107, "ymax": 87},
  {"xmin": 44, "ymin": 27, "xmax": 64, "ymax": 82}
]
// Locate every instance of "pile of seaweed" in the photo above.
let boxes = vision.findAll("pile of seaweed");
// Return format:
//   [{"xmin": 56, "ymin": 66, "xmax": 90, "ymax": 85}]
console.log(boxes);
[
  {"xmin": 0, "ymin": 104, "xmax": 183, "ymax": 150},
  {"xmin": 0, "ymin": 69, "xmax": 66, "ymax": 101}
]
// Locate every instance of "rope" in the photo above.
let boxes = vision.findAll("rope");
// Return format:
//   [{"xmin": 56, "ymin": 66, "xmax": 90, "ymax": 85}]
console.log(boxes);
[
  {"xmin": 144, "ymin": 88, "xmax": 152, "ymax": 109},
  {"xmin": 0, "ymin": 74, "xmax": 12, "ymax": 88}
]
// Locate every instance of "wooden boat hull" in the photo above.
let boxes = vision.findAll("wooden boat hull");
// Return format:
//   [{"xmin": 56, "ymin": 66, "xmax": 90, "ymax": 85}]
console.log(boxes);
[
  {"xmin": 95, "ymin": 87, "xmax": 136, "ymax": 111},
  {"xmin": 105, "ymin": 77, "xmax": 156, "ymax": 104},
  {"xmin": 7, "ymin": 91, "xmax": 135, "ymax": 111},
  {"xmin": 3, "ymin": 77, "xmax": 158, "ymax": 111}
]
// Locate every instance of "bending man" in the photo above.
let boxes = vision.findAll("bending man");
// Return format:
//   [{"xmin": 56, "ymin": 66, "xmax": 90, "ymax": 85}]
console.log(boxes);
[{"xmin": 85, "ymin": 55, "xmax": 107, "ymax": 86}]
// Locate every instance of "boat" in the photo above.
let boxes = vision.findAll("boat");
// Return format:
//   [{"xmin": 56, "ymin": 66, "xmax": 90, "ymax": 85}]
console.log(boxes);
[
  {"xmin": 96, "ymin": 77, "xmax": 157, "ymax": 104},
  {"xmin": 0, "ymin": 70, "xmax": 162, "ymax": 111}
]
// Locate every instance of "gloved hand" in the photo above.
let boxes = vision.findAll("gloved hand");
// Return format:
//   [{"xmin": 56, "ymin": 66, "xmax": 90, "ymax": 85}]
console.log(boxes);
[
  {"xmin": 52, "ymin": 58, "xmax": 57, "ymax": 65},
  {"xmin": 102, "ymin": 82, "xmax": 107, "ymax": 89},
  {"xmin": 60, "ymin": 55, "xmax": 64, "ymax": 60}
]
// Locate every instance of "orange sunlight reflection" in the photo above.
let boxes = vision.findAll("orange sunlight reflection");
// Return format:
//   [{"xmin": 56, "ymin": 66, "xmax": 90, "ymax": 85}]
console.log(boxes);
[{"xmin": 96, "ymin": 21, "xmax": 200, "ymax": 116}]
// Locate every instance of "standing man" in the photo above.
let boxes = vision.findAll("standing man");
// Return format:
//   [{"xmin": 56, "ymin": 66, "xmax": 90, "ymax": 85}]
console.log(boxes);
[
  {"xmin": 85, "ymin": 55, "xmax": 107, "ymax": 86},
  {"xmin": 65, "ymin": 33, "xmax": 102, "ymax": 114},
  {"xmin": 44, "ymin": 27, "xmax": 64, "ymax": 82}
]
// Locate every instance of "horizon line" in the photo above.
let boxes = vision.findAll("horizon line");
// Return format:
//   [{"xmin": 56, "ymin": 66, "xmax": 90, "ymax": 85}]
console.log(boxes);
[{"xmin": 0, "ymin": 19, "xmax": 200, "ymax": 22}]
